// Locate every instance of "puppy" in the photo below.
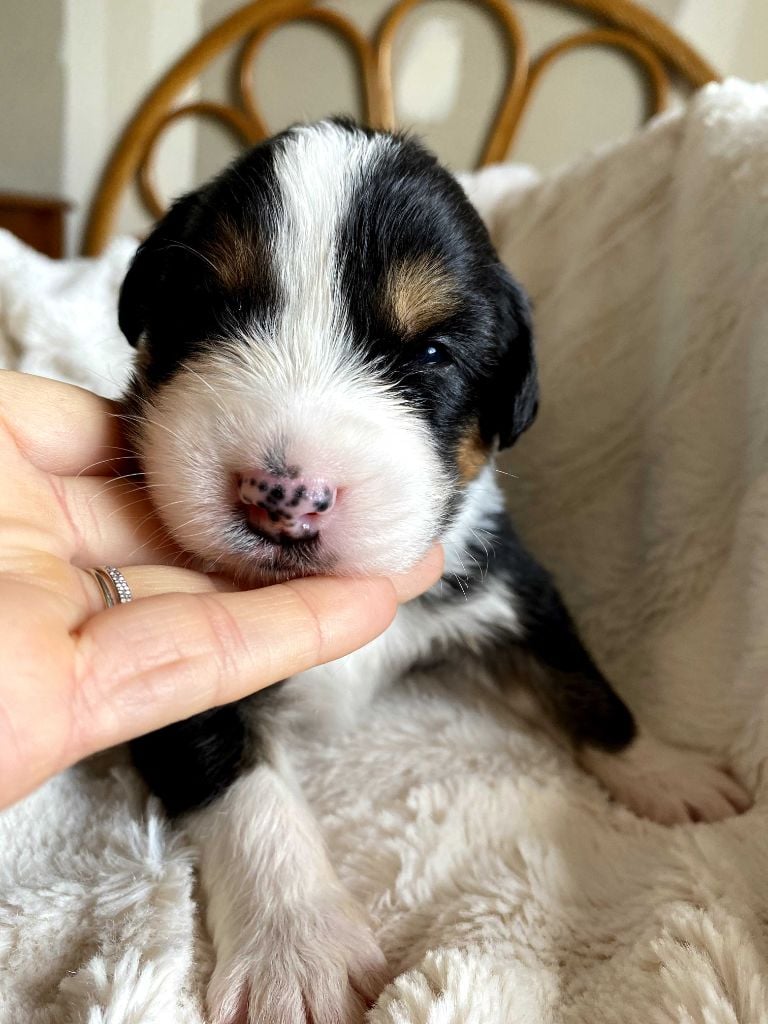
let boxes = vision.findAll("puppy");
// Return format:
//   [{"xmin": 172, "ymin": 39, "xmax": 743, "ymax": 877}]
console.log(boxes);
[{"xmin": 119, "ymin": 119, "xmax": 750, "ymax": 1024}]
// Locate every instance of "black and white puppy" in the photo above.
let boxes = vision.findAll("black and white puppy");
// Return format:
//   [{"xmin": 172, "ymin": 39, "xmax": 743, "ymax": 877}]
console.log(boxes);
[{"xmin": 119, "ymin": 119, "xmax": 750, "ymax": 1024}]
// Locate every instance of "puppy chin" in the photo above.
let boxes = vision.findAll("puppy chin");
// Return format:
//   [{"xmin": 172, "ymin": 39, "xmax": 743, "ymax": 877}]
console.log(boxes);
[{"xmin": 195, "ymin": 532, "xmax": 434, "ymax": 589}]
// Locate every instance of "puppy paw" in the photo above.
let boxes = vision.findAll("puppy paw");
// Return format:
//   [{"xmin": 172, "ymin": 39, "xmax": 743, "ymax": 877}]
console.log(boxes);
[
  {"xmin": 206, "ymin": 891, "xmax": 390, "ymax": 1024},
  {"xmin": 580, "ymin": 733, "xmax": 752, "ymax": 825}
]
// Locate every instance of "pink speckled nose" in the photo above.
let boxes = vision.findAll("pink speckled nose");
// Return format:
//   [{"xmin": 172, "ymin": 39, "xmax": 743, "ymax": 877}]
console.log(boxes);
[{"xmin": 238, "ymin": 469, "xmax": 337, "ymax": 542}]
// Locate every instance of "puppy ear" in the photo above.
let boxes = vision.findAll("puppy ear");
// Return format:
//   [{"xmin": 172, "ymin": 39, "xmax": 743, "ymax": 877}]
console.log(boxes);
[
  {"xmin": 118, "ymin": 236, "xmax": 163, "ymax": 348},
  {"xmin": 479, "ymin": 267, "xmax": 539, "ymax": 450},
  {"xmin": 118, "ymin": 193, "xmax": 202, "ymax": 348}
]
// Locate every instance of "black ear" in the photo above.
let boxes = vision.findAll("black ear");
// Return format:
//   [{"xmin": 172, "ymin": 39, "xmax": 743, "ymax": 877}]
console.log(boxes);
[
  {"xmin": 118, "ymin": 236, "xmax": 163, "ymax": 348},
  {"xmin": 479, "ymin": 267, "xmax": 539, "ymax": 450},
  {"xmin": 118, "ymin": 192, "xmax": 203, "ymax": 348}
]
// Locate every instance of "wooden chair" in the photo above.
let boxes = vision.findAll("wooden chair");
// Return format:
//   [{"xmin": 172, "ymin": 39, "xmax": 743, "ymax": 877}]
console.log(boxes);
[{"xmin": 83, "ymin": 0, "xmax": 719, "ymax": 256}]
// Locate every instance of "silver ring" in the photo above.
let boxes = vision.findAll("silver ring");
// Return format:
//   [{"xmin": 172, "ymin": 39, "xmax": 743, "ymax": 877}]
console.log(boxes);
[{"xmin": 89, "ymin": 566, "xmax": 133, "ymax": 608}]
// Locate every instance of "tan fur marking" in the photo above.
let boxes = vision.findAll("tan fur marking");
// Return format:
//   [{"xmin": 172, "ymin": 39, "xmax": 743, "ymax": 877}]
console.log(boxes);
[
  {"xmin": 456, "ymin": 424, "xmax": 490, "ymax": 483},
  {"xmin": 386, "ymin": 256, "xmax": 460, "ymax": 337},
  {"xmin": 204, "ymin": 216, "xmax": 261, "ymax": 290}
]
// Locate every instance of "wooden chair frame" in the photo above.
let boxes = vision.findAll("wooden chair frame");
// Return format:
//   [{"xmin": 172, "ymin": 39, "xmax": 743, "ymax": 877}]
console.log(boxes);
[{"xmin": 83, "ymin": 0, "xmax": 719, "ymax": 255}]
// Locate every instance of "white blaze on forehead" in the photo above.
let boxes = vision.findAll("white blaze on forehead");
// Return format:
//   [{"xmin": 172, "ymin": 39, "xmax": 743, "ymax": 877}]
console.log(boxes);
[{"xmin": 271, "ymin": 123, "xmax": 389, "ymax": 370}]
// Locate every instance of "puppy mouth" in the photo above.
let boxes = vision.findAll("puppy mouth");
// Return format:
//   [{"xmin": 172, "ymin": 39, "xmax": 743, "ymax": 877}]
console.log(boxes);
[
  {"xmin": 220, "ymin": 502, "xmax": 328, "ymax": 585},
  {"xmin": 244, "ymin": 503, "xmax": 323, "ymax": 547}
]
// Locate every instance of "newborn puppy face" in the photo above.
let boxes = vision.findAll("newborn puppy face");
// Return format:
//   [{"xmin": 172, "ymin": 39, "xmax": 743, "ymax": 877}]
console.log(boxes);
[{"xmin": 119, "ymin": 120, "xmax": 537, "ymax": 584}]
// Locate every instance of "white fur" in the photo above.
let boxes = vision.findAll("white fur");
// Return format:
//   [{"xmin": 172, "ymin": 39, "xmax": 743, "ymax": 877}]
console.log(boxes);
[
  {"xmin": 283, "ymin": 572, "xmax": 519, "ymax": 733},
  {"xmin": 441, "ymin": 463, "xmax": 510, "ymax": 582},
  {"xmin": 186, "ymin": 761, "xmax": 389, "ymax": 1024},
  {"xmin": 271, "ymin": 122, "xmax": 384, "ymax": 370}
]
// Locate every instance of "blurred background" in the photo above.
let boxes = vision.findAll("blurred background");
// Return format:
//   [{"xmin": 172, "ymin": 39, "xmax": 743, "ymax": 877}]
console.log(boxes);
[{"xmin": 1, "ymin": 0, "xmax": 766, "ymax": 255}]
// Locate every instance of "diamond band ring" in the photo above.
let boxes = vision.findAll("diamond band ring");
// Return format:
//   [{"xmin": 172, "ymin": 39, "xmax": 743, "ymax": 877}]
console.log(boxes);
[{"xmin": 89, "ymin": 566, "xmax": 133, "ymax": 608}]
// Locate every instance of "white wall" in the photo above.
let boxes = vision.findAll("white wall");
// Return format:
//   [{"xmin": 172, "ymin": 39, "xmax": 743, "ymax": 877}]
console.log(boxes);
[
  {"xmin": 729, "ymin": 0, "xmax": 768, "ymax": 82},
  {"xmin": 0, "ymin": 0, "xmax": 766, "ymax": 253},
  {"xmin": 0, "ymin": 0, "xmax": 64, "ymax": 195},
  {"xmin": 61, "ymin": 0, "xmax": 202, "ymax": 251}
]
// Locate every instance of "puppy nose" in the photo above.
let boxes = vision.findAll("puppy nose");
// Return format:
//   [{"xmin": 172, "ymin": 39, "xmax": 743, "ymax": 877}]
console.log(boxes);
[{"xmin": 238, "ymin": 468, "xmax": 337, "ymax": 541}]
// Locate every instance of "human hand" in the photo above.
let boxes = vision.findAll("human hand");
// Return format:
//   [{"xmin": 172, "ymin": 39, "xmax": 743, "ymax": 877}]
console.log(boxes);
[{"xmin": 0, "ymin": 371, "xmax": 443, "ymax": 810}]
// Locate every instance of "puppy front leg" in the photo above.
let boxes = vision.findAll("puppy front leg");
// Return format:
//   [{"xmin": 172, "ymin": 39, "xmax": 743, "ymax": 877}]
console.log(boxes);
[
  {"xmin": 131, "ymin": 708, "xmax": 388, "ymax": 1024},
  {"xmin": 498, "ymin": 556, "xmax": 751, "ymax": 823},
  {"xmin": 187, "ymin": 761, "xmax": 389, "ymax": 1024}
]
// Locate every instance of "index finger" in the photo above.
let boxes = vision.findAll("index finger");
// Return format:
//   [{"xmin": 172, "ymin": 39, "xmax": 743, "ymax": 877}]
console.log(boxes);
[
  {"xmin": 70, "ymin": 546, "xmax": 443, "ymax": 760},
  {"xmin": 71, "ymin": 576, "xmax": 401, "ymax": 765},
  {"xmin": 0, "ymin": 371, "xmax": 129, "ymax": 476}
]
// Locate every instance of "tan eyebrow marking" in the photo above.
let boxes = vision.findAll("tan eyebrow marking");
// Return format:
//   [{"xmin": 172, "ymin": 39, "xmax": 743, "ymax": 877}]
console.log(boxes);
[
  {"xmin": 203, "ymin": 215, "xmax": 264, "ymax": 291},
  {"xmin": 385, "ymin": 256, "xmax": 461, "ymax": 337}
]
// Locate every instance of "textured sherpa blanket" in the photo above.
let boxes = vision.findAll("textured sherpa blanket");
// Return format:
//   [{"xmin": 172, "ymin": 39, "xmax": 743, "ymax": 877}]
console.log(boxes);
[{"xmin": 2, "ymin": 78, "xmax": 768, "ymax": 1024}]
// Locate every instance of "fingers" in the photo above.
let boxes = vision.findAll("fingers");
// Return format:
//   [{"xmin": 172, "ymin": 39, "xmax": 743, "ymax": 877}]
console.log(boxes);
[
  {"xmin": 0, "ymin": 371, "xmax": 128, "ymax": 476},
  {"xmin": 71, "ymin": 576, "xmax": 402, "ymax": 758},
  {"xmin": 80, "ymin": 564, "xmax": 233, "ymax": 619},
  {"xmin": 0, "ymin": 549, "xmax": 443, "ymax": 808},
  {"xmin": 72, "ymin": 546, "xmax": 443, "ymax": 759},
  {"xmin": 78, "ymin": 546, "xmax": 444, "ymax": 621},
  {"xmin": 57, "ymin": 476, "xmax": 182, "ymax": 568},
  {"xmin": 6, "ymin": 468, "xmax": 181, "ymax": 568}
]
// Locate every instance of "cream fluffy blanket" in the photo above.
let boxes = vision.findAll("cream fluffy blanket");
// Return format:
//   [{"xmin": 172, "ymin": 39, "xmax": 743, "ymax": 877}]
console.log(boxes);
[{"xmin": 2, "ymin": 79, "xmax": 768, "ymax": 1023}]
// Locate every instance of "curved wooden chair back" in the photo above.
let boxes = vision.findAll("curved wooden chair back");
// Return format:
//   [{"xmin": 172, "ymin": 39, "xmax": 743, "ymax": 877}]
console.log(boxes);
[{"xmin": 83, "ymin": 0, "xmax": 719, "ymax": 255}]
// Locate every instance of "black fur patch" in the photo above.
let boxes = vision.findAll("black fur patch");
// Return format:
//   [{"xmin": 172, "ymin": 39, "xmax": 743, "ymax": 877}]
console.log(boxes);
[
  {"xmin": 433, "ymin": 509, "xmax": 636, "ymax": 752},
  {"xmin": 336, "ymin": 131, "xmax": 538, "ymax": 478},
  {"xmin": 118, "ymin": 132, "xmax": 287, "ymax": 388},
  {"xmin": 129, "ymin": 689, "xmax": 282, "ymax": 818},
  {"xmin": 129, "ymin": 704, "xmax": 253, "ymax": 817}
]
